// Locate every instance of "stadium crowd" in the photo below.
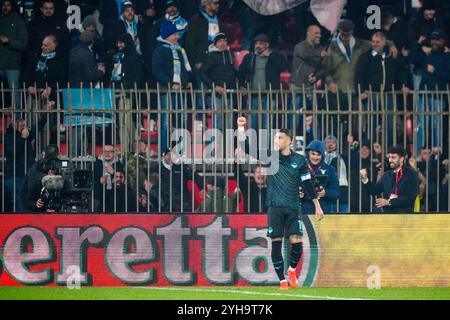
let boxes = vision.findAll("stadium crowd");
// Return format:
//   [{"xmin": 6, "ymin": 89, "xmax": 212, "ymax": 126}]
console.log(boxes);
[{"xmin": 1, "ymin": 0, "xmax": 450, "ymax": 213}]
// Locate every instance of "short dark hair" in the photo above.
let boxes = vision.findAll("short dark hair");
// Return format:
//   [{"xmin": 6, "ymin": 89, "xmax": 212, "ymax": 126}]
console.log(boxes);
[
  {"xmin": 278, "ymin": 128, "xmax": 293, "ymax": 141},
  {"xmin": 41, "ymin": 0, "xmax": 55, "ymax": 7},
  {"xmin": 43, "ymin": 144, "xmax": 59, "ymax": 159},
  {"xmin": 387, "ymin": 145, "xmax": 406, "ymax": 158}
]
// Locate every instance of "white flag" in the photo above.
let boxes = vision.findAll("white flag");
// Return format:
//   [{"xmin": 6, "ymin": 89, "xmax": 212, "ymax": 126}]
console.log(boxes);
[
  {"xmin": 243, "ymin": 0, "xmax": 308, "ymax": 16},
  {"xmin": 310, "ymin": 0, "xmax": 347, "ymax": 33}
]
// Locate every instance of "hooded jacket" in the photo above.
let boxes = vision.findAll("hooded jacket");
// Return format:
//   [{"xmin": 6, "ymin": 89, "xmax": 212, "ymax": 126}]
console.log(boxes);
[
  {"xmin": 199, "ymin": 44, "xmax": 236, "ymax": 89},
  {"xmin": 111, "ymin": 33, "xmax": 145, "ymax": 88},
  {"xmin": 300, "ymin": 140, "xmax": 340, "ymax": 214}
]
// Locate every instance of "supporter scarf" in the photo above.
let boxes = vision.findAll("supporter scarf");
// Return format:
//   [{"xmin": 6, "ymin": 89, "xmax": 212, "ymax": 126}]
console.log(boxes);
[
  {"xmin": 165, "ymin": 12, "xmax": 188, "ymax": 37},
  {"xmin": 111, "ymin": 52, "xmax": 125, "ymax": 82},
  {"xmin": 336, "ymin": 34, "xmax": 355, "ymax": 63},
  {"xmin": 120, "ymin": 15, "xmax": 141, "ymax": 55},
  {"xmin": 36, "ymin": 51, "xmax": 56, "ymax": 73},
  {"xmin": 158, "ymin": 37, "xmax": 192, "ymax": 84},
  {"xmin": 199, "ymin": 6, "xmax": 219, "ymax": 42}
]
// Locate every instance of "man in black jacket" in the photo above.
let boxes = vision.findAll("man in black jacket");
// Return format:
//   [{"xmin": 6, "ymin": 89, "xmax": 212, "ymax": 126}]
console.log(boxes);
[
  {"xmin": 68, "ymin": 30, "xmax": 106, "ymax": 87},
  {"xmin": 24, "ymin": 35, "xmax": 66, "ymax": 104},
  {"xmin": 185, "ymin": 0, "xmax": 220, "ymax": 72},
  {"xmin": 360, "ymin": 145, "xmax": 419, "ymax": 213},
  {"xmin": 4, "ymin": 119, "xmax": 36, "ymax": 212},
  {"xmin": 111, "ymin": 33, "xmax": 144, "ymax": 89},
  {"xmin": 199, "ymin": 32, "xmax": 235, "ymax": 130},
  {"xmin": 238, "ymin": 34, "xmax": 288, "ymax": 130},
  {"xmin": 355, "ymin": 31, "xmax": 409, "ymax": 147},
  {"xmin": 26, "ymin": 0, "xmax": 69, "ymax": 60},
  {"xmin": 151, "ymin": 147, "xmax": 205, "ymax": 212}
]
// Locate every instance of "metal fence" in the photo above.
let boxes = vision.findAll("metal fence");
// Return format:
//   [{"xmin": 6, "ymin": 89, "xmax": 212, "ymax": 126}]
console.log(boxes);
[{"xmin": 1, "ymin": 85, "xmax": 449, "ymax": 213}]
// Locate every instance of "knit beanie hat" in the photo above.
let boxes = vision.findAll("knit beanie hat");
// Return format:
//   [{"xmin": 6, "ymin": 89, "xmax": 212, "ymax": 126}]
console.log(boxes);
[{"xmin": 160, "ymin": 21, "xmax": 178, "ymax": 39}]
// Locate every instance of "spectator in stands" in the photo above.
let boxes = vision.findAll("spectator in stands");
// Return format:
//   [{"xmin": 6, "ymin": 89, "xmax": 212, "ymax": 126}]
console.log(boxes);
[
  {"xmin": 323, "ymin": 19, "xmax": 372, "ymax": 94},
  {"xmin": 380, "ymin": 6, "xmax": 410, "ymax": 54},
  {"xmin": 138, "ymin": 172, "xmax": 161, "ymax": 212},
  {"xmin": 291, "ymin": 25, "xmax": 327, "ymax": 90},
  {"xmin": 26, "ymin": 0, "xmax": 69, "ymax": 59},
  {"xmin": 24, "ymin": 35, "xmax": 66, "ymax": 103},
  {"xmin": 126, "ymin": 140, "xmax": 150, "ymax": 192},
  {"xmin": 151, "ymin": 147, "xmax": 204, "ymax": 212},
  {"xmin": 104, "ymin": 169, "xmax": 137, "ymax": 212},
  {"xmin": 323, "ymin": 135, "xmax": 349, "ymax": 212},
  {"xmin": 233, "ymin": 148, "xmax": 267, "ymax": 213},
  {"xmin": 416, "ymin": 147, "xmax": 447, "ymax": 211},
  {"xmin": 410, "ymin": 29, "xmax": 450, "ymax": 154},
  {"xmin": 199, "ymin": 32, "xmax": 236, "ymax": 130},
  {"xmin": 111, "ymin": 33, "xmax": 144, "ymax": 88},
  {"xmin": 153, "ymin": 0, "xmax": 188, "ymax": 47},
  {"xmin": 152, "ymin": 22, "xmax": 191, "ymax": 88},
  {"xmin": 185, "ymin": 0, "xmax": 220, "ymax": 88},
  {"xmin": 197, "ymin": 176, "xmax": 240, "ymax": 213},
  {"xmin": 136, "ymin": 1, "xmax": 159, "ymax": 78},
  {"xmin": 290, "ymin": 25, "xmax": 327, "ymax": 137},
  {"xmin": 116, "ymin": 1, "xmax": 146, "ymax": 57},
  {"xmin": 300, "ymin": 140, "xmax": 339, "ymax": 214},
  {"xmin": 21, "ymin": 144, "xmax": 58, "ymax": 212},
  {"xmin": 0, "ymin": 0, "xmax": 28, "ymax": 109},
  {"xmin": 24, "ymin": 35, "xmax": 65, "ymax": 140},
  {"xmin": 238, "ymin": 33, "xmax": 288, "ymax": 129},
  {"xmin": 93, "ymin": 144, "xmax": 124, "ymax": 212},
  {"xmin": 70, "ymin": 15, "xmax": 107, "ymax": 65},
  {"xmin": 68, "ymin": 30, "xmax": 106, "ymax": 87},
  {"xmin": 355, "ymin": 31, "xmax": 409, "ymax": 147},
  {"xmin": 409, "ymin": 0, "xmax": 444, "ymax": 49},
  {"xmin": 347, "ymin": 136, "xmax": 381, "ymax": 212},
  {"xmin": 152, "ymin": 22, "xmax": 192, "ymax": 152},
  {"xmin": 360, "ymin": 145, "xmax": 419, "ymax": 213},
  {"xmin": 5, "ymin": 119, "xmax": 36, "ymax": 212},
  {"xmin": 100, "ymin": 0, "xmax": 130, "ymax": 51},
  {"xmin": 230, "ymin": 0, "xmax": 258, "ymax": 51}
]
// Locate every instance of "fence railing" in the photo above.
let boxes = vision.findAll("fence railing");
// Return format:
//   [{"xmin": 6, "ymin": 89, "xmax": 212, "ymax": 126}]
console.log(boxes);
[{"xmin": 0, "ymin": 86, "xmax": 449, "ymax": 213}]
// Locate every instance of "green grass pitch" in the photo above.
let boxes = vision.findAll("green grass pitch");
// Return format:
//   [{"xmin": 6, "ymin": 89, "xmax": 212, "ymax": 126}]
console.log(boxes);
[{"xmin": 0, "ymin": 286, "xmax": 449, "ymax": 300}]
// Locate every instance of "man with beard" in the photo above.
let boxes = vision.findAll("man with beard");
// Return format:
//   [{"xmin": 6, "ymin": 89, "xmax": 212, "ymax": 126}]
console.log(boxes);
[
  {"xmin": 104, "ymin": 169, "xmax": 137, "ymax": 212},
  {"xmin": 111, "ymin": 33, "xmax": 144, "ymax": 88},
  {"xmin": 236, "ymin": 116, "xmax": 323, "ymax": 290},
  {"xmin": 360, "ymin": 145, "xmax": 419, "ymax": 213}
]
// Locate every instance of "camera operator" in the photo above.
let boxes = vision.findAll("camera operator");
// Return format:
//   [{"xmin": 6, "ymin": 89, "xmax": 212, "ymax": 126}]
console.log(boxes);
[
  {"xmin": 299, "ymin": 140, "xmax": 340, "ymax": 214},
  {"xmin": 21, "ymin": 144, "xmax": 60, "ymax": 212},
  {"xmin": 360, "ymin": 145, "xmax": 419, "ymax": 213}
]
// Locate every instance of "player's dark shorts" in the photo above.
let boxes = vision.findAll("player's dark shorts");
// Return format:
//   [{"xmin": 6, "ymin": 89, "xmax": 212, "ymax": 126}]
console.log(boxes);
[{"xmin": 266, "ymin": 206, "xmax": 303, "ymax": 238}]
